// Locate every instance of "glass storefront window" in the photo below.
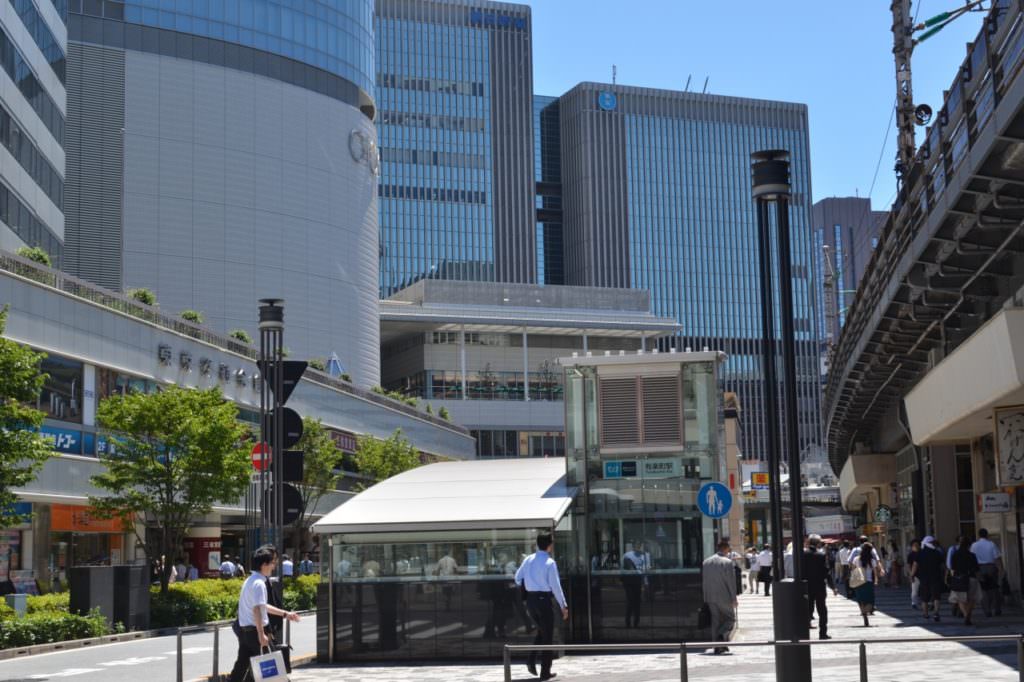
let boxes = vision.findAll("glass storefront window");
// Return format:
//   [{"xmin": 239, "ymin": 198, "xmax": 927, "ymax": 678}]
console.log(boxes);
[
  {"xmin": 96, "ymin": 367, "xmax": 160, "ymax": 400},
  {"xmin": 37, "ymin": 354, "xmax": 83, "ymax": 423},
  {"xmin": 328, "ymin": 528, "xmax": 540, "ymax": 582}
]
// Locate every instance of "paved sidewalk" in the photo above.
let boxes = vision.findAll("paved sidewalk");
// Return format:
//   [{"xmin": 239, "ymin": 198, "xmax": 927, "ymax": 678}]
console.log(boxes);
[{"xmin": 287, "ymin": 585, "xmax": 1024, "ymax": 681}]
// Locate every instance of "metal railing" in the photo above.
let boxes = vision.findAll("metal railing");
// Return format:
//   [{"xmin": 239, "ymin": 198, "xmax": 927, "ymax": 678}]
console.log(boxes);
[{"xmin": 503, "ymin": 634, "xmax": 1024, "ymax": 682}]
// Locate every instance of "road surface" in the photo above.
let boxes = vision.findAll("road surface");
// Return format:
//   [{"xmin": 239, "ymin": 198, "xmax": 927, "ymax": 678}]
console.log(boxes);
[{"xmin": 0, "ymin": 616, "xmax": 315, "ymax": 681}]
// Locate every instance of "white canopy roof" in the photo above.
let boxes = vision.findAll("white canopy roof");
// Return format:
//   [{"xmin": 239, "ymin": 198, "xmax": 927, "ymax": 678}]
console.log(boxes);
[{"xmin": 312, "ymin": 458, "xmax": 576, "ymax": 534}]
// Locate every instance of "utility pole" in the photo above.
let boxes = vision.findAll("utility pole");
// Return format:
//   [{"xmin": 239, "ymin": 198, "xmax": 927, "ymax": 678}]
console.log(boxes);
[{"xmin": 892, "ymin": 0, "xmax": 916, "ymax": 183}]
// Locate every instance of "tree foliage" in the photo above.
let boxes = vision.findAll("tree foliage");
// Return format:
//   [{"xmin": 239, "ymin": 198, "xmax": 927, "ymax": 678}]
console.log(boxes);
[
  {"xmin": 89, "ymin": 386, "xmax": 250, "ymax": 592},
  {"xmin": 16, "ymin": 246, "xmax": 51, "ymax": 267},
  {"xmin": 290, "ymin": 417, "xmax": 343, "ymax": 550},
  {"xmin": 229, "ymin": 329, "xmax": 252, "ymax": 344},
  {"xmin": 353, "ymin": 429, "xmax": 421, "ymax": 490},
  {"xmin": 0, "ymin": 307, "xmax": 51, "ymax": 528}
]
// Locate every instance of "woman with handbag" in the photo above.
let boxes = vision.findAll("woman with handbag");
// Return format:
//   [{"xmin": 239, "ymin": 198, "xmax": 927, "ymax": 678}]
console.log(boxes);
[
  {"xmin": 949, "ymin": 536, "xmax": 981, "ymax": 625},
  {"xmin": 849, "ymin": 541, "xmax": 883, "ymax": 627}
]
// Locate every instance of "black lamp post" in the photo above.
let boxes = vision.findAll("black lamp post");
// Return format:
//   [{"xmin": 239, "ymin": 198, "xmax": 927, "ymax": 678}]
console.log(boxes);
[
  {"xmin": 259, "ymin": 298, "xmax": 285, "ymax": 578},
  {"xmin": 751, "ymin": 150, "xmax": 811, "ymax": 681}
]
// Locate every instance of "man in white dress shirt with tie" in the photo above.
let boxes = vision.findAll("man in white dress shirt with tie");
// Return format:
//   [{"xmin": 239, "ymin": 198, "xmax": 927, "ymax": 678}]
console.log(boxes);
[{"xmin": 514, "ymin": 533, "xmax": 568, "ymax": 680}]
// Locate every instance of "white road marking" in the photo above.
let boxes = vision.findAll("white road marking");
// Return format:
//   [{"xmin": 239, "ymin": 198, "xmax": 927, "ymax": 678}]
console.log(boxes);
[
  {"xmin": 162, "ymin": 646, "xmax": 213, "ymax": 655},
  {"xmin": 101, "ymin": 656, "xmax": 168, "ymax": 666},
  {"xmin": 29, "ymin": 669, "xmax": 102, "ymax": 678}
]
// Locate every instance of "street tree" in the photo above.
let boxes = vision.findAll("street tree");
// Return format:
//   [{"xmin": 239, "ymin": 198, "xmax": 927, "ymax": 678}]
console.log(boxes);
[
  {"xmin": 290, "ymin": 417, "xmax": 343, "ymax": 552},
  {"xmin": 89, "ymin": 386, "xmax": 250, "ymax": 592},
  {"xmin": 0, "ymin": 307, "xmax": 51, "ymax": 528},
  {"xmin": 353, "ymin": 428, "xmax": 421, "ymax": 490}
]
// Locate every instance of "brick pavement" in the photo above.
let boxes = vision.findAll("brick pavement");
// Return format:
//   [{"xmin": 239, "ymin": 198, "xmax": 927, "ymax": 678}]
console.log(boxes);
[{"xmin": 288, "ymin": 583, "xmax": 1024, "ymax": 681}]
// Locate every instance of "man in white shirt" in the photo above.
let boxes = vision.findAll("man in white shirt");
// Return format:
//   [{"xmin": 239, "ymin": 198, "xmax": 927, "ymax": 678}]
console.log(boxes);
[
  {"xmin": 220, "ymin": 555, "xmax": 236, "ymax": 580},
  {"xmin": 971, "ymin": 528, "xmax": 1003, "ymax": 617},
  {"xmin": 837, "ymin": 541, "xmax": 852, "ymax": 594},
  {"xmin": 515, "ymin": 533, "xmax": 567, "ymax": 681},
  {"xmin": 281, "ymin": 554, "xmax": 294, "ymax": 578},
  {"xmin": 229, "ymin": 548, "xmax": 301, "ymax": 682},
  {"xmin": 756, "ymin": 546, "xmax": 773, "ymax": 596}
]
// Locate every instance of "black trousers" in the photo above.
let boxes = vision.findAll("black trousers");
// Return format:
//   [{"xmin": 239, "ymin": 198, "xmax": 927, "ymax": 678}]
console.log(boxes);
[
  {"xmin": 526, "ymin": 592, "xmax": 555, "ymax": 675},
  {"xmin": 808, "ymin": 589, "xmax": 828, "ymax": 636},
  {"xmin": 229, "ymin": 626, "xmax": 262, "ymax": 682}
]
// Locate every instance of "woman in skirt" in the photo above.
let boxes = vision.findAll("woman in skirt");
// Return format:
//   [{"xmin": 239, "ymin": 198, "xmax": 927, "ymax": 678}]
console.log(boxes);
[{"xmin": 851, "ymin": 541, "xmax": 884, "ymax": 626}]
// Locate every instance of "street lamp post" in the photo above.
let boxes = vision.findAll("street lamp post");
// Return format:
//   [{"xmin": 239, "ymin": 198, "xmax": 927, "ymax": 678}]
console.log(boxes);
[
  {"xmin": 751, "ymin": 150, "xmax": 811, "ymax": 682},
  {"xmin": 259, "ymin": 298, "xmax": 285, "ymax": 579}
]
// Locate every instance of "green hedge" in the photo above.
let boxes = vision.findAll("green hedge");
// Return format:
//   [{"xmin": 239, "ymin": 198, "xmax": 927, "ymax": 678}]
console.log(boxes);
[
  {"xmin": 26, "ymin": 592, "xmax": 70, "ymax": 614},
  {"xmin": 0, "ymin": 601, "xmax": 14, "ymax": 622},
  {"xmin": 150, "ymin": 575, "xmax": 319, "ymax": 628},
  {"xmin": 0, "ymin": 609, "xmax": 109, "ymax": 649}
]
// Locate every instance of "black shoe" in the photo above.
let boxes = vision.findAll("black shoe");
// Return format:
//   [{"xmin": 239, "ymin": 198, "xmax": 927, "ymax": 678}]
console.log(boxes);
[
  {"xmin": 820, "ymin": 634, "xmax": 831, "ymax": 640},
  {"xmin": 527, "ymin": 662, "xmax": 538, "ymax": 676},
  {"xmin": 540, "ymin": 673, "xmax": 557, "ymax": 681}
]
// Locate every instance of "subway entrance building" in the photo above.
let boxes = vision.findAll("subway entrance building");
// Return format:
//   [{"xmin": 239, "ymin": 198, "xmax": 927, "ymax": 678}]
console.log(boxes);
[{"xmin": 314, "ymin": 350, "xmax": 727, "ymax": 660}]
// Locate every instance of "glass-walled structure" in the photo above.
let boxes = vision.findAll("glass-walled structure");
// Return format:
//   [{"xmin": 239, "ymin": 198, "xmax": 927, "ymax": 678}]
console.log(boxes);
[
  {"xmin": 561, "ymin": 350, "xmax": 725, "ymax": 643},
  {"xmin": 314, "ymin": 458, "xmax": 575, "ymax": 661}
]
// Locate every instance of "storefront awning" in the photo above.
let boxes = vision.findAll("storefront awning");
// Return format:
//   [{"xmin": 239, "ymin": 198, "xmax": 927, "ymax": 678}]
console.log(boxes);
[
  {"xmin": 312, "ymin": 458, "xmax": 576, "ymax": 534},
  {"xmin": 839, "ymin": 454, "xmax": 896, "ymax": 511},
  {"xmin": 905, "ymin": 309, "xmax": 1024, "ymax": 444}
]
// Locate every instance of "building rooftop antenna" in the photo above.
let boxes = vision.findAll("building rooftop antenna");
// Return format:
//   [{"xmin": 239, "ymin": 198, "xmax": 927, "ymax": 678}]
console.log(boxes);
[
  {"xmin": 684, "ymin": 74, "xmax": 692, "ymax": 92},
  {"xmin": 612, "ymin": 64, "xmax": 617, "ymax": 84},
  {"xmin": 702, "ymin": 76, "xmax": 709, "ymax": 94}
]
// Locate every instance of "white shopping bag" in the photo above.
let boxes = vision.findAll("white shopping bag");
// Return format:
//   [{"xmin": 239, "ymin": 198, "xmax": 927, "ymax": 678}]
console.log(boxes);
[{"xmin": 250, "ymin": 647, "xmax": 289, "ymax": 681}]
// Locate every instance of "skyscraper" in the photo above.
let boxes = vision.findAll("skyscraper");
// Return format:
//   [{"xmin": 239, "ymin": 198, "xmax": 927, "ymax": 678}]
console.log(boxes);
[
  {"xmin": 61, "ymin": 1, "xmax": 381, "ymax": 384},
  {"xmin": 534, "ymin": 94, "xmax": 562, "ymax": 285},
  {"xmin": 0, "ymin": 0, "xmax": 65, "ymax": 262},
  {"xmin": 375, "ymin": 0, "xmax": 535, "ymax": 296},
  {"xmin": 812, "ymin": 197, "xmax": 886, "ymax": 343},
  {"xmin": 556, "ymin": 83, "xmax": 823, "ymax": 460}
]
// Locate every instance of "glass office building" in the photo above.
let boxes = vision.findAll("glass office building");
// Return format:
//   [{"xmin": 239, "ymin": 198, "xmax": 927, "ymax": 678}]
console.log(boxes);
[
  {"xmin": 375, "ymin": 0, "xmax": 535, "ymax": 296},
  {"xmin": 0, "ymin": 0, "xmax": 65, "ymax": 263},
  {"xmin": 534, "ymin": 94, "xmax": 562, "ymax": 285},
  {"xmin": 557, "ymin": 83, "xmax": 823, "ymax": 461},
  {"xmin": 62, "ymin": 0, "xmax": 382, "ymax": 384}
]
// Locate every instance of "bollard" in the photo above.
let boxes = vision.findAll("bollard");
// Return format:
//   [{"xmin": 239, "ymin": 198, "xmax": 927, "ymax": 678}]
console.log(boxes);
[
  {"xmin": 176, "ymin": 628, "xmax": 184, "ymax": 682},
  {"xmin": 859, "ymin": 641, "xmax": 868, "ymax": 682},
  {"xmin": 213, "ymin": 625, "xmax": 220, "ymax": 680},
  {"xmin": 679, "ymin": 642, "xmax": 688, "ymax": 682},
  {"xmin": 1018, "ymin": 636, "xmax": 1024, "ymax": 682},
  {"xmin": 503, "ymin": 645, "xmax": 512, "ymax": 682}
]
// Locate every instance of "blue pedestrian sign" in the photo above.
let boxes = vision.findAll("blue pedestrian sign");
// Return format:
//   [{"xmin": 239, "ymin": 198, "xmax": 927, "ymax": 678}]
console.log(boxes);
[{"xmin": 697, "ymin": 482, "xmax": 732, "ymax": 519}]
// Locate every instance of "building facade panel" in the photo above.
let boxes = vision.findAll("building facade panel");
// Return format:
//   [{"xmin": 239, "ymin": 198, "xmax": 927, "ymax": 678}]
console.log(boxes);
[
  {"xmin": 0, "ymin": 0, "xmax": 66, "ymax": 264},
  {"xmin": 557, "ymin": 83, "xmax": 823, "ymax": 463},
  {"xmin": 63, "ymin": 3, "xmax": 381, "ymax": 385},
  {"xmin": 375, "ymin": 0, "xmax": 534, "ymax": 296}
]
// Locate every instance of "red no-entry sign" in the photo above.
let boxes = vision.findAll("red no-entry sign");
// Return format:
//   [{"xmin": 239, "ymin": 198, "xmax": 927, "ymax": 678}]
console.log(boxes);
[{"xmin": 251, "ymin": 443, "xmax": 272, "ymax": 472}]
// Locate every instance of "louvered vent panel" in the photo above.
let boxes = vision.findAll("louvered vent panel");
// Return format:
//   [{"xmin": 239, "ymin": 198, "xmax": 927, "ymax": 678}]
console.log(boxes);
[
  {"xmin": 642, "ymin": 375, "xmax": 682, "ymax": 444},
  {"xmin": 65, "ymin": 43, "xmax": 124, "ymax": 290},
  {"xmin": 599, "ymin": 377, "xmax": 640, "ymax": 446}
]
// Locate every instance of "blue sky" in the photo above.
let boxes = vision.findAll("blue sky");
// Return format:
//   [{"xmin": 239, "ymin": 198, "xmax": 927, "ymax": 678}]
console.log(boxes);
[{"xmin": 525, "ymin": 0, "xmax": 985, "ymax": 211}]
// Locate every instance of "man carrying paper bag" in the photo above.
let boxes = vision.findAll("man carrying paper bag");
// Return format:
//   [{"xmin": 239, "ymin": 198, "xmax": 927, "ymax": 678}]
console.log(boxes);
[{"xmin": 230, "ymin": 547, "xmax": 302, "ymax": 682}]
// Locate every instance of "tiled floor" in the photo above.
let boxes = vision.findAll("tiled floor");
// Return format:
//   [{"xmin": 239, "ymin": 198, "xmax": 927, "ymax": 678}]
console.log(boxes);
[{"xmin": 290, "ymin": 585, "xmax": 1024, "ymax": 681}]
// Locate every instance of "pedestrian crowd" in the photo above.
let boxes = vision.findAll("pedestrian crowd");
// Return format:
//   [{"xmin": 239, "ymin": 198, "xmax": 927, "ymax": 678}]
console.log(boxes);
[{"xmin": 697, "ymin": 527, "xmax": 1008, "ymax": 655}]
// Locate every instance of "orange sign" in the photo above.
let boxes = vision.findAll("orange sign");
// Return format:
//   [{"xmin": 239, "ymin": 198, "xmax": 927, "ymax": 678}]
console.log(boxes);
[
  {"xmin": 50, "ymin": 505, "xmax": 129, "ymax": 533},
  {"xmin": 752, "ymin": 472, "xmax": 770, "ymax": 489}
]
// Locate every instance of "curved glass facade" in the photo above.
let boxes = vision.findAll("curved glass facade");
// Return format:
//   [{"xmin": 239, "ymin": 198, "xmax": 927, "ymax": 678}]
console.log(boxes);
[{"xmin": 118, "ymin": 0, "xmax": 374, "ymax": 98}]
